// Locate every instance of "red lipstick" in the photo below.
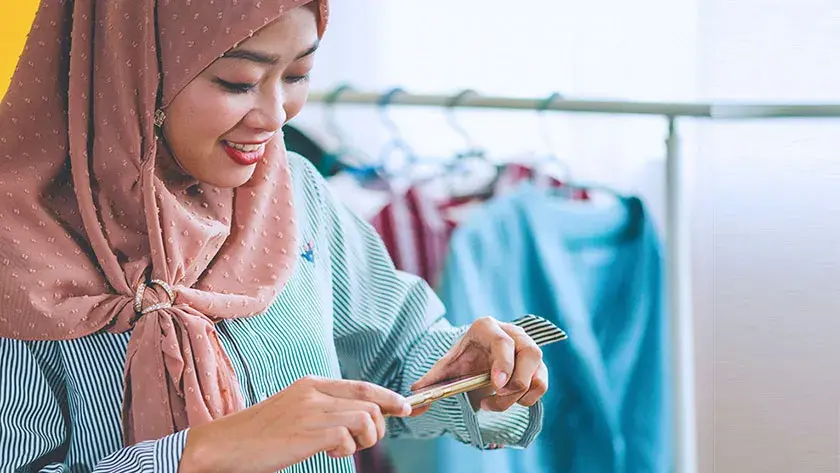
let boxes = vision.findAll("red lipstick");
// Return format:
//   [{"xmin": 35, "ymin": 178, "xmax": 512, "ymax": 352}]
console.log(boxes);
[{"xmin": 222, "ymin": 140, "xmax": 267, "ymax": 166}]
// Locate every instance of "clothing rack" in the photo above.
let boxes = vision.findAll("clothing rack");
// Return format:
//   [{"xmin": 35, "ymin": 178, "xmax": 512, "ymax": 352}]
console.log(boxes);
[{"xmin": 307, "ymin": 88, "xmax": 840, "ymax": 473}]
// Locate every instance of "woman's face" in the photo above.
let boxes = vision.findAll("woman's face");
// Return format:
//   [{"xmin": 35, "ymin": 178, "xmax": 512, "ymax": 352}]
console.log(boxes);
[{"xmin": 163, "ymin": 6, "xmax": 319, "ymax": 188}]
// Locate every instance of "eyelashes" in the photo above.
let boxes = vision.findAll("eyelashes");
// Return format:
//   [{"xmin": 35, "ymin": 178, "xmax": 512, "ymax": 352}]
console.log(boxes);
[
  {"xmin": 285, "ymin": 74, "xmax": 310, "ymax": 85},
  {"xmin": 214, "ymin": 78, "xmax": 256, "ymax": 94},
  {"xmin": 214, "ymin": 74, "xmax": 310, "ymax": 94}
]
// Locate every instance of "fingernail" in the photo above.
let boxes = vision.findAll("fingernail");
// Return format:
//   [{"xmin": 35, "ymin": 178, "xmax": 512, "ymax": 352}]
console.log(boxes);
[
  {"xmin": 494, "ymin": 371, "xmax": 508, "ymax": 388},
  {"xmin": 403, "ymin": 402, "xmax": 412, "ymax": 416}
]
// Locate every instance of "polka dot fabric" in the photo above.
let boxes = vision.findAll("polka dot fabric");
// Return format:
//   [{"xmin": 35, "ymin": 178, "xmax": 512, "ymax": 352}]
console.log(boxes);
[{"xmin": 0, "ymin": 0, "xmax": 329, "ymax": 446}]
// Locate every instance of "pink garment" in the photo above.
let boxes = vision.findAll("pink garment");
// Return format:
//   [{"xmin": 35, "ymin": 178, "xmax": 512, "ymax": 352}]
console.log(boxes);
[{"xmin": 0, "ymin": 0, "xmax": 328, "ymax": 446}]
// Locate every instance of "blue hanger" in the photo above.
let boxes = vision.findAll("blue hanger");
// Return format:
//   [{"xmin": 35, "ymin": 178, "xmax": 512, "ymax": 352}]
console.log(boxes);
[
  {"xmin": 322, "ymin": 83, "xmax": 387, "ymax": 185},
  {"xmin": 377, "ymin": 87, "xmax": 420, "ymax": 180}
]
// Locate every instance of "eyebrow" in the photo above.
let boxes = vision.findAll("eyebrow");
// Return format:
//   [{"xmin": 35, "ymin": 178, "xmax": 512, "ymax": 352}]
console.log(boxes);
[
  {"xmin": 222, "ymin": 41, "xmax": 320, "ymax": 65},
  {"xmin": 296, "ymin": 41, "xmax": 320, "ymax": 60}
]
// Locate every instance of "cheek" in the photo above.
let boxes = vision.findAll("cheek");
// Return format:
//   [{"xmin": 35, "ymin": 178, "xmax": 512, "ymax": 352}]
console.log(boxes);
[
  {"xmin": 167, "ymin": 82, "xmax": 250, "ymax": 152},
  {"xmin": 283, "ymin": 85, "xmax": 310, "ymax": 122}
]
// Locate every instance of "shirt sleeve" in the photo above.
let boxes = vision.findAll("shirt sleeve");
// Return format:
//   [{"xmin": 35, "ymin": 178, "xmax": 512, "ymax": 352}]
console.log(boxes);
[
  {"xmin": 0, "ymin": 338, "xmax": 188, "ymax": 473},
  {"xmin": 91, "ymin": 431, "xmax": 188, "ymax": 473},
  {"xmin": 308, "ymin": 162, "xmax": 542, "ymax": 450}
]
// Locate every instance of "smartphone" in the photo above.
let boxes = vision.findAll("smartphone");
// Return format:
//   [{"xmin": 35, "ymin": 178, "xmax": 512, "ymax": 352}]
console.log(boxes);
[
  {"xmin": 405, "ymin": 314, "xmax": 567, "ymax": 409},
  {"xmin": 406, "ymin": 372, "xmax": 492, "ymax": 409}
]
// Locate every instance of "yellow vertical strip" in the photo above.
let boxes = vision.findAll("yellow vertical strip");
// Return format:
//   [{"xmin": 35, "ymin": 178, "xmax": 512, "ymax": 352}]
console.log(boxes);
[{"xmin": 0, "ymin": 0, "xmax": 40, "ymax": 97}]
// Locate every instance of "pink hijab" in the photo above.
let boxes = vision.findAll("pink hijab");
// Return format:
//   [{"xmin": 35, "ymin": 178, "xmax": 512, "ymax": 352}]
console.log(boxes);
[{"xmin": 0, "ymin": 0, "xmax": 329, "ymax": 445}]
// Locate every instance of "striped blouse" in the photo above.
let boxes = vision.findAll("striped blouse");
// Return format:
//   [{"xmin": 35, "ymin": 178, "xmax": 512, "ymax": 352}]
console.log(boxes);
[{"xmin": 0, "ymin": 154, "xmax": 542, "ymax": 473}]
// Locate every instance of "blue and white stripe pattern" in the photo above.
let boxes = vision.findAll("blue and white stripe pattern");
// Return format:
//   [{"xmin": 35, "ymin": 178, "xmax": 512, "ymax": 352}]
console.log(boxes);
[{"xmin": 0, "ymin": 153, "xmax": 542, "ymax": 473}]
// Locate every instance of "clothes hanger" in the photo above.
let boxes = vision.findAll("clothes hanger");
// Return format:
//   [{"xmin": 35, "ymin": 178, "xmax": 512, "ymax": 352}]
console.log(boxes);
[
  {"xmin": 437, "ymin": 89, "xmax": 500, "ymax": 199},
  {"xmin": 533, "ymin": 92, "xmax": 623, "ymax": 204},
  {"xmin": 321, "ymin": 83, "xmax": 384, "ymax": 184},
  {"xmin": 445, "ymin": 89, "xmax": 486, "ymax": 163},
  {"xmin": 320, "ymin": 84, "xmax": 394, "ymax": 219},
  {"xmin": 376, "ymin": 87, "xmax": 422, "ymax": 184},
  {"xmin": 415, "ymin": 90, "xmax": 505, "ymax": 225},
  {"xmin": 532, "ymin": 92, "xmax": 573, "ymax": 184}
]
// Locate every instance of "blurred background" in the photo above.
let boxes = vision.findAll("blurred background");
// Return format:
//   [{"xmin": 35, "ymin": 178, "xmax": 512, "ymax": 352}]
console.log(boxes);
[{"xmin": 3, "ymin": 2, "xmax": 840, "ymax": 473}]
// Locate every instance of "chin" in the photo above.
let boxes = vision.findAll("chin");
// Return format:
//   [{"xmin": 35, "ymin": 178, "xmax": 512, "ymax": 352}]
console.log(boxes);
[
  {"xmin": 205, "ymin": 170, "xmax": 257, "ymax": 188},
  {"xmin": 191, "ymin": 164, "xmax": 257, "ymax": 188}
]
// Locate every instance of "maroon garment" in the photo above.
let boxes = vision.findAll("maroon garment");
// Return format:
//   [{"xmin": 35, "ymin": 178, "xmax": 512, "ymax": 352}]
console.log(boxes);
[
  {"xmin": 370, "ymin": 163, "xmax": 588, "ymax": 284},
  {"xmin": 370, "ymin": 187, "xmax": 451, "ymax": 287}
]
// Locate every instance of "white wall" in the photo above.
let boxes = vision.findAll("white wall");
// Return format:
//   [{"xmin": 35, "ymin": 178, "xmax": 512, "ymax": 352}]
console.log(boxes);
[
  {"xmin": 696, "ymin": 1, "xmax": 840, "ymax": 472},
  {"xmin": 301, "ymin": 0, "xmax": 698, "ymax": 190},
  {"xmin": 300, "ymin": 1, "xmax": 840, "ymax": 472}
]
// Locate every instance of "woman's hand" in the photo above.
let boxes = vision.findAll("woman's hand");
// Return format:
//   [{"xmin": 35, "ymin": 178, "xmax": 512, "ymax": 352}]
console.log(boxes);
[
  {"xmin": 411, "ymin": 317, "xmax": 548, "ymax": 414},
  {"xmin": 179, "ymin": 375, "xmax": 412, "ymax": 473}
]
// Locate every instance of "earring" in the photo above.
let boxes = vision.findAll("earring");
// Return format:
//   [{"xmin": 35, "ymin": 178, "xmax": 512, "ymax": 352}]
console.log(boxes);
[{"xmin": 154, "ymin": 109, "xmax": 166, "ymax": 128}]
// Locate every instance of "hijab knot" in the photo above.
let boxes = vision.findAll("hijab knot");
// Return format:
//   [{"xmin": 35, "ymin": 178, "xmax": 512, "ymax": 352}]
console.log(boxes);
[{"xmin": 0, "ymin": 0, "xmax": 330, "ymax": 445}]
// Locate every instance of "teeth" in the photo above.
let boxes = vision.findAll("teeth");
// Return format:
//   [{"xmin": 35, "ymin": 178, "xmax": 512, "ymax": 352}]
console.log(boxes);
[{"xmin": 226, "ymin": 141, "xmax": 264, "ymax": 152}]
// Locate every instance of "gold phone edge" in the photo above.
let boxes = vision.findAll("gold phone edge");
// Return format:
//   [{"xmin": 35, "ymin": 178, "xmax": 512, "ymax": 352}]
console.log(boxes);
[
  {"xmin": 403, "ymin": 322, "xmax": 568, "ymax": 410},
  {"xmin": 406, "ymin": 372, "xmax": 493, "ymax": 408}
]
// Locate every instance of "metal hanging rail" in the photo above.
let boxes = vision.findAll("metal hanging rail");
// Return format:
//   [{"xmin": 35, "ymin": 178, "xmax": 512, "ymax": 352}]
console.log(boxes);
[
  {"xmin": 306, "ymin": 87, "xmax": 840, "ymax": 473},
  {"xmin": 308, "ymin": 89, "xmax": 840, "ymax": 119}
]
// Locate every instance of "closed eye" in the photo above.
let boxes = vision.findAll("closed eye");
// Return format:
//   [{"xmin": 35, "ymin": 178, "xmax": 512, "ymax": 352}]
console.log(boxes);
[
  {"xmin": 214, "ymin": 78, "xmax": 256, "ymax": 94},
  {"xmin": 285, "ymin": 74, "xmax": 310, "ymax": 85}
]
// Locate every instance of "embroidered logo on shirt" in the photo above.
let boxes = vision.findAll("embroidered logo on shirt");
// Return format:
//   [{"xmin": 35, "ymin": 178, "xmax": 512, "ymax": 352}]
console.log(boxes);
[{"xmin": 300, "ymin": 240, "xmax": 315, "ymax": 263}]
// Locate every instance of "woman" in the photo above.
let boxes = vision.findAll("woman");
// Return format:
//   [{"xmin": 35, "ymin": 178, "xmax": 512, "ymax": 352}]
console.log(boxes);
[{"xmin": 0, "ymin": 1, "xmax": 547, "ymax": 472}]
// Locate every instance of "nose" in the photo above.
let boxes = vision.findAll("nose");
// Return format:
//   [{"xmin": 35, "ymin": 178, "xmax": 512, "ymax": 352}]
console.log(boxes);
[{"xmin": 244, "ymin": 87, "xmax": 287, "ymax": 134}]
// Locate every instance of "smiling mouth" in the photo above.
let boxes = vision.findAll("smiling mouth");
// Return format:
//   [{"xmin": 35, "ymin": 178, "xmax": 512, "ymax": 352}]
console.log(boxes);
[
  {"xmin": 221, "ymin": 140, "xmax": 268, "ymax": 166},
  {"xmin": 226, "ymin": 142, "xmax": 264, "ymax": 152}
]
